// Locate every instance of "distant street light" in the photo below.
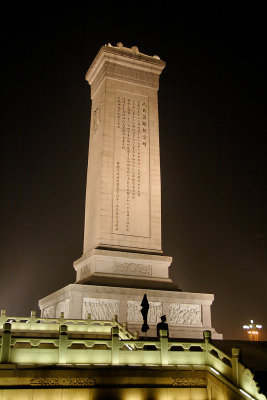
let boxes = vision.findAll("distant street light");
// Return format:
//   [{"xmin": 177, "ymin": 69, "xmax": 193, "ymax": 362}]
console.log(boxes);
[{"xmin": 243, "ymin": 319, "xmax": 263, "ymax": 341}]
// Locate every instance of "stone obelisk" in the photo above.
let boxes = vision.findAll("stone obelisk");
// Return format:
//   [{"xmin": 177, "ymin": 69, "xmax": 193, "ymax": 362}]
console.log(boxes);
[
  {"xmin": 39, "ymin": 43, "xmax": 222, "ymax": 339},
  {"xmin": 73, "ymin": 43, "xmax": 174, "ymax": 289}
]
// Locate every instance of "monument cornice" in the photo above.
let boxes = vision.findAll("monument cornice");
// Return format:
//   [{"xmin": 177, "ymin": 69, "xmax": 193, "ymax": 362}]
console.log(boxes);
[
  {"xmin": 86, "ymin": 44, "xmax": 165, "ymax": 95},
  {"xmin": 74, "ymin": 248, "xmax": 173, "ymax": 268},
  {"xmin": 90, "ymin": 62, "xmax": 161, "ymax": 96}
]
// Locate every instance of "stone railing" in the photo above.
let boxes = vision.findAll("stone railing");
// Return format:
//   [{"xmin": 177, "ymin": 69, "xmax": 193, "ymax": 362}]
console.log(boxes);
[
  {"xmin": 0, "ymin": 309, "xmax": 133, "ymax": 338},
  {"xmin": 0, "ymin": 312, "xmax": 265, "ymax": 400}
]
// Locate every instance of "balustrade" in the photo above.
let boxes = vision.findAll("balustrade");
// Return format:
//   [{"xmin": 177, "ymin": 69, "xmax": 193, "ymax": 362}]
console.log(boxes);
[{"xmin": 0, "ymin": 312, "xmax": 264, "ymax": 400}]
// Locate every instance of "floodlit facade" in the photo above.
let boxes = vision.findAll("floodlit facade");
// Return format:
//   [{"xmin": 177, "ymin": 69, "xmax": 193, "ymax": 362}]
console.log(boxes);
[
  {"xmin": 0, "ymin": 312, "xmax": 266, "ymax": 399},
  {"xmin": 1, "ymin": 44, "xmax": 266, "ymax": 398},
  {"xmin": 39, "ymin": 43, "xmax": 221, "ymax": 340}
]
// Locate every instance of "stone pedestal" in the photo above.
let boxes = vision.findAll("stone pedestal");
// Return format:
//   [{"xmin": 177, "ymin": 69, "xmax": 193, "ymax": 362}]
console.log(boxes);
[
  {"xmin": 39, "ymin": 284, "xmax": 222, "ymax": 339},
  {"xmin": 74, "ymin": 248, "xmax": 175, "ymax": 290}
]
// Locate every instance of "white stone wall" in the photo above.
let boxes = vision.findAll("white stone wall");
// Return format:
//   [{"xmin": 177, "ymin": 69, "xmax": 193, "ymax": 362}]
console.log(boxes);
[{"xmin": 83, "ymin": 46, "xmax": 164, "ymax": 254}]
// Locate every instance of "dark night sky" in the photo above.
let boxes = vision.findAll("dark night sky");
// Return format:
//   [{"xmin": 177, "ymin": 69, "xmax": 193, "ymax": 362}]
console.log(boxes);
[{"xmin": 0, "ymin": 4, "xmax": 266, "ymax": 340}]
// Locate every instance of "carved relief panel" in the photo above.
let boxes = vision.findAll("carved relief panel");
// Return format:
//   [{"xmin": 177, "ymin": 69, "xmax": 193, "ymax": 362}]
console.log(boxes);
[
  {"xmin": 82, "ymin": 298, "xmax": 119, "ymax": 320},
  {"xmin": 55, "ymin": 299, "xmax": 70, "ymax": 318},
  {"xmin": 127, "ymin": 300, "xmax": 162, "ymax": 323},
  {"xmin": 114, "ymin": 263, "xmax": 152, "ymax": 277},
  {"xmin": 169, "ymin": 303, "xmax": 202, "ymax": 325},
  {"xmin": 42, "ymin": 305, "xmax": 55, "ymax": 318}
]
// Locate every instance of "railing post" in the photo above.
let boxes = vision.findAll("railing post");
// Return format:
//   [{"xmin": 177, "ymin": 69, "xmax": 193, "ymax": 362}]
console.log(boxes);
[
  {"xmin": 160, "ymin": 329, "xmax": 168, "ymax": 365},
  {"xmin": 113, "ymin": 315, "xmax": 118, "ymax": 322},
  {"xmin": 58, "ymin": 324, "xmax": 68, "ymax": 364},
  {"xmin": 0, "ymin": 310, "xmax": 7, "ymax": 326},
  {"xmin": 111, "ymin": 326, "xmax": 120, "ymax": 365},
  {"xmin": 231, "ymin": 347, "xmax": 240, "ymax": 385},
  {"xmin": 204, "ymin": 330, "xmax": 211, "ymax": 365},
  {"xmin": 30, "ymin": 310, "xmax": 37, "ymax": 324},
  {"xmin": 0, "ymin": 322, "xmax": 11, "ymax": 363},
  {"xmin": 59, "ymin": 312, "xmax": 65, "ymax": 324}
]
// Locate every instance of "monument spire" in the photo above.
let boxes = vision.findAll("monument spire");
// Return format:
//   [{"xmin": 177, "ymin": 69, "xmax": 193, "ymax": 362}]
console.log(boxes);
[
  {"xmin": 73, "ymin": 43, "xmax": 174, "ymax": 289},
  {"xmin": 84, "ymin": 43, "xmax": 165, "ymax": 254}
]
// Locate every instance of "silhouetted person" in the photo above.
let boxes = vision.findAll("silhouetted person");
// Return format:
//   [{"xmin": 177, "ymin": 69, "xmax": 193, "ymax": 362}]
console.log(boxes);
[
  {"xmin": 141, "ymin": 294, "xmax": 150, "ymax": 333},
  {"xmin": 157, "ymin": 315, "xmax": 169, "ymax": 337}
]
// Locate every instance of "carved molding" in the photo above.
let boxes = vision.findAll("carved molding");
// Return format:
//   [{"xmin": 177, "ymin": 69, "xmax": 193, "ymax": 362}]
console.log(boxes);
[
  {"xmin": 91, "ymin": 62, "xmax": 159, "ymax": 96},
  {"xmin": 55, "ymin": 299, "xmax": 70, "ymax": 318},
  {"xmin": 30, "ymin": 377, "xmax": 96, "ymax": 387},
  {"xmin": 82, "ymin": 298, "xmax": 119, "ymax": 320},
  {"xmin": 127, "ymin": 300, "xmax": 162, "ymax": 323},
  {"xmin": 172, "ymin": 377, "xmax": 206, "ymax": 387},
  {"xmin": 240, "ymin": 367, "xmax": 265, "ymax": 399},
  {"xmin": 30, "ymin": 339, "xmax": 42, "ymax": 347},
  {"xmin": 114, "ymin": 263, "xmax": 152, "ymax": 277},
  {"xmin": 169, "ymin": 303, "xmax": 202, "ymax": 325},
  {"xmin": 243, "ymin": 368, "xmax": 254, "ymax": 384},
  {"xmin": 79, "ymin": 264, "xmax": 91, "ymax": 280},
  {"xmin": 134, "ymin": 342, "xmax": 145, "ymax": 349},
  {"xmin": 42, "ymin": 305, "xmax": 55, "ymax": 318},
  {"xmin": 84, "ymin": 341, "xmax": 95, "ymax": 348},
  {"xmin": 91, "ymin": 102, "xmax": 103, "ymax": 135}
]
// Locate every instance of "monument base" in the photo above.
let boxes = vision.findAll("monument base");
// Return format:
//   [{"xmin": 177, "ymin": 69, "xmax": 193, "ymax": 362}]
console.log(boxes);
[
  {"xmin": 73, "ymin": 248, "xmax": 179, "ymax": 291},
  {"xmin": 39, "ymin": 283, "xmax": 222, "ymax": 339}
]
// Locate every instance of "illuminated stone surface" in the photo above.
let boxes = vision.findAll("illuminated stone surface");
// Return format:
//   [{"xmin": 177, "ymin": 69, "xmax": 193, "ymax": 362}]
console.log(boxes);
[
  {"xmin": 39, "ymin": 43, "xmax": 222, "ymax": 339},
  {"xmin": 73, "ymin": 43, "xmax": 173, "ymax": 287},
  {"xmin": 39, "ymin": 283, "xmax": 221, "ymax": 338},
  {"xmin": 83, "ymin": 44, "xmax": 164, "ymax": 255},
  {"xmin": 0, "ymin": 314, "xmax": 265, "ymax": 400}
]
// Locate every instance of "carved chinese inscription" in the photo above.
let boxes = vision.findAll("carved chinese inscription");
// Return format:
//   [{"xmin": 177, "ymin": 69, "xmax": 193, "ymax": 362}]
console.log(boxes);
[
  {"xmin": 91, "ymin": 102, "xmax": 102, "ymax": 135},
  {"xmin": 113, "ymin": 91, "xmax": 150, "ymax": 237}
]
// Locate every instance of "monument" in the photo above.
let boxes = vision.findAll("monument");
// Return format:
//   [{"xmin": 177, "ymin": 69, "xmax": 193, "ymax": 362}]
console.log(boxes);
[{"xmin": 39, "ymin": 43, "xmax": 222, "ymax": 339}]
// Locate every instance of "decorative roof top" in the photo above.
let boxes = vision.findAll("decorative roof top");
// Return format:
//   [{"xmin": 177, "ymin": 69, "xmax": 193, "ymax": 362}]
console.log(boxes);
[{"xmin": 105, "ymin": 42, "xmax": 161, "ymax": 60}]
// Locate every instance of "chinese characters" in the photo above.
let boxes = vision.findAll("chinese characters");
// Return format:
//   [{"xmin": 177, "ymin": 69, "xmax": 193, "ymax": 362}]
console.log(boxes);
[{"xmin": 113, "ymin": 92, "xmax": 150, "ymax": 237}]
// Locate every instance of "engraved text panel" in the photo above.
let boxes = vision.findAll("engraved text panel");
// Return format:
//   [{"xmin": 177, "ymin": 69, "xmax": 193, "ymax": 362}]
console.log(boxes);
[{"xmin": 113, "ymin": 91, "xmax": 150, "ymax": 237}]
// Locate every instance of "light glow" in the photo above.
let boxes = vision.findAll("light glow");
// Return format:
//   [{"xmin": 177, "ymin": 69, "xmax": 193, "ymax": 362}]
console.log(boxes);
[
  {"xmin": 76, "ymin": 364, "xmax": 91, "ymax": 366},
  {"xmin": 210, "ymin": 367, "xmax": 220, "ymax": 375},
  {"xmin": 56, "ymin": 363, "xmax": 73, "ymax": 366},
  {"xmin": 93, "ymin": 363, "xmax": 109, "ymax": 366},
  {"xmin": 128, "ymin": 364, "xmax": 142, "ymax": 366},
  {"xmin": 20, "ymin": 363, "xmax": 35, "ymax": 366},
  {"xmin": 243, "ymin": 319, "xmax": 263, "ymax": 341},
  {"xmin": 240, "ymin": 389, "xmax": 254, "ymax": 399}
]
